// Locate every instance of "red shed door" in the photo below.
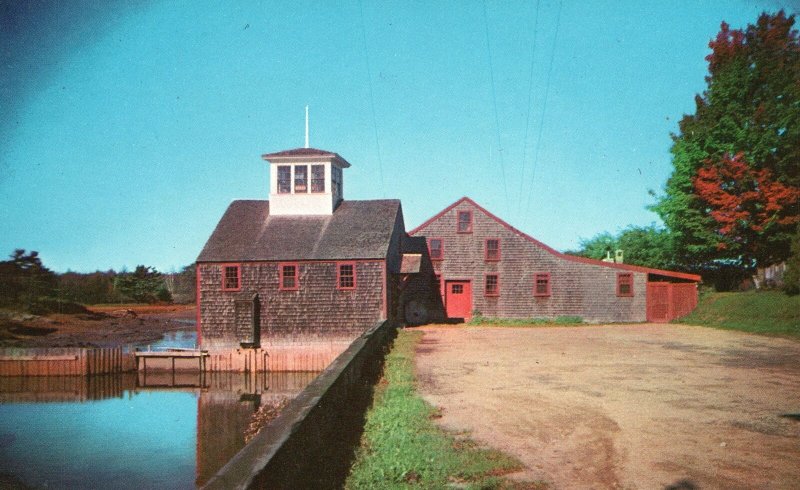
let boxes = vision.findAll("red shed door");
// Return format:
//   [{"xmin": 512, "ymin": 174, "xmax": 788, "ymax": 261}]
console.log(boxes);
[
  {"xmin": 445, "ymin": 281, "xmax": 472, "ymax": 321},
  {"xmin": 647, "ymin": 282, "xmax": 670, "ymax": 322}
]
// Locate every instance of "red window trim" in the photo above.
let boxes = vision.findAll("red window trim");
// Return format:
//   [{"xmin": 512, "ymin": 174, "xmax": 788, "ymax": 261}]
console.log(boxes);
[
  {"xmin": 533, "ymin": 272, "xmax": 551, "ymax": 297},
  {"xmin": 429, "ymin": 238, "xmax": 444, "ymax": 261},
  {"xmin": 337, "ymin": 261, "xmax": 357, "ymax": 290},
  {"xmin": 279, "ymin": 262, "xmax": 299, "ymax": 291},
  {"xmin": 484, "ymin": 238, "xmax": 501, "ymax": 262},
  {"xmin": 617, "ymin": 272, "xmax": 634, "ymax": 297},
  {"xmin": 484, "ymin": 273, "xmax": 499, "ymax": 297},
  {"xmin": 221, "ymin": 263, "xmax": 241, "ymax": 291},
  {"xmin": 457, "ymin": 210, "xmax": 473, "ymax": 233}
]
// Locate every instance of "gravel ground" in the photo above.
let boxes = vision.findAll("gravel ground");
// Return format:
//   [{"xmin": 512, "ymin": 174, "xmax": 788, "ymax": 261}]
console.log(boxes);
[{"xmin": 414, "ymin": 324, "xmax": 800, "ymax": 489}]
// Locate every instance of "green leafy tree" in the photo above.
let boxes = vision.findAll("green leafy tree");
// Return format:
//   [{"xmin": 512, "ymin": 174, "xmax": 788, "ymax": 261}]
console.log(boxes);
[
  {"xmin": 569, "ymin": 232, "xmax": 618, "ymax": 261},
  {"xmin": 652, "ymin": 11, "xmax": 800, "ymax": 269},
  {"xmin": 59, "ymin": 270, "xmax": 122, "ymax": 305},
  {"xmin": 783, "ymin": 225, "xmax": 800, "ymax": 295},
  {"xmin": 617, "ymin": 225, "xmax": 677, "ymax": 271},
  {"xmin": 0, "ymin": 249, "xmax": 58, "ymax": 308},
  {"xmin": 567, "ymin": 226, "xmax": 677, "ymax": 270},
  {"xmin": 114, "ymin": 265, "xmax": 171, "ymax": 303}
]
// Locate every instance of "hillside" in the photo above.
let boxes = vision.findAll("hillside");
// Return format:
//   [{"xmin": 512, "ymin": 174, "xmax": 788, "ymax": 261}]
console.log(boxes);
[{"xmin": 678, "ymin": 291, "xmax": 800, "ymax": 338}]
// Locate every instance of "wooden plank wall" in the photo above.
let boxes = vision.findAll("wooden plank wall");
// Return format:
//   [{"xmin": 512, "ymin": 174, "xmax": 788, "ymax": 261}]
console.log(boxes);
[
  {"xmin": 1, "ymin": 345, "xmax": 344, "ymax": 375},
  {"xmin": 0, "ymin": 347, "xmax": 133, "ymax": 376},
  {"xmin": 205, "ymin": 343, "xmax": 349, "ymax": 373}
]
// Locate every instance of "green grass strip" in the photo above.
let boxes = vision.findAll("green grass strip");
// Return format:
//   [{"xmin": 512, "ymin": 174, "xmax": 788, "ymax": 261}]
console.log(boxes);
[
  {"xmin": 469, "ymin": 315, "xmax": 584, "ymax": 327},
  {"xmin": 346, "ymin": 329, "xmax": 534, "ymax": 489},
  {"xmin": 678, "ymin": 291, "xmax": 800, "ymax": 338}
]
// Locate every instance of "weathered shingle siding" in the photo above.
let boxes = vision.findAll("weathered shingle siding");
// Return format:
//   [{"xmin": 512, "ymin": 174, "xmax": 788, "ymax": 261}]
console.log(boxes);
[
  {"xmin": 199, "ymin": 260, "xmax": 385, "ymax": 350},
  {"xmin": 416, "ymin": 200, "xmax": 647, "ymax": 323}
]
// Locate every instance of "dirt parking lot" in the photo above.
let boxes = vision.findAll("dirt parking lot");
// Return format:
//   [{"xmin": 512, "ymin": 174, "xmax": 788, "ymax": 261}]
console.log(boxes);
[{"xmin": 414, "ymin": 324, "xmax": 800, "ymax": 489}]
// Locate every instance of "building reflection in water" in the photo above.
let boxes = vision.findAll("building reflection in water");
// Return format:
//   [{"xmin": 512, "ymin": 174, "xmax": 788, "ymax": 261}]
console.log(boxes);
[{"xmin": 0, "ymin": 371, "xmax": 319, "ymax": 488}]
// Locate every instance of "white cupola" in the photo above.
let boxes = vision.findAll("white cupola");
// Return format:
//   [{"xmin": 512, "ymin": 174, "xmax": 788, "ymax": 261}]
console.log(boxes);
[{"xmin": 261, "ymin": 147, "xmax": 351, "ymax": 216}]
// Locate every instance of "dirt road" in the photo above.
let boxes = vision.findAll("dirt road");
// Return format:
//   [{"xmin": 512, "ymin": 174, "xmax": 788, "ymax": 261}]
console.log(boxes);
[{"xmin": 414, "ymin": 324, "xmax": 800, "ymax": 489}]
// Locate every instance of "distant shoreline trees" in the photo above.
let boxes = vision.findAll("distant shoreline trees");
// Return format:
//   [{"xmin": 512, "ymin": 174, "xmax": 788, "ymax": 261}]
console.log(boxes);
[{"xmin": 0, "ymin": 249, "xmax": 196, "ymax": 313}]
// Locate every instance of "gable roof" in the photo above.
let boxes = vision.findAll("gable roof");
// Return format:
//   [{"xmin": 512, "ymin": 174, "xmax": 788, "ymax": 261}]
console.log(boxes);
[
  {"xmin": 197, "ymin": 199, "xmax": 401, "ymax": 262},
  {"xmin": 261, "ymin": 147, "xmax": 351, "ymax": 167},
  {"xmin": 410, "ymin": 197, "xmax": 701, "ymax": 282}
]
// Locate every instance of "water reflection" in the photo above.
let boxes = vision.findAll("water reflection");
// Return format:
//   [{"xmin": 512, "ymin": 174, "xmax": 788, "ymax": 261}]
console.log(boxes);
[{"xmin": 0, "ymin": 371, "xmax": 318, "ymax": 489}]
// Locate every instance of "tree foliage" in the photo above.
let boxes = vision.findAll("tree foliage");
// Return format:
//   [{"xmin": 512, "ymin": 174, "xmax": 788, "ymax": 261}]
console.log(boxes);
[
  {"xmin": 59, "ymin": 270, "xmax": 122, "ymax": 305},
  {"xmin": 114, "ymin": 265, "xmax": 172, "ymax": 303},
  {"xmin": 0, "ymin": 249, "xmax": 58, "ymax": 308},
  {"xmin": 783, "ymin": 225, "xmax": 800, "ymax": 295},
  {"xmin": 652, "ymin": 11, "xmax": 800, "ymax": 269},
  {"xmin": 567, "ymin": 225, "xmax": 677, "ymax": 271}
]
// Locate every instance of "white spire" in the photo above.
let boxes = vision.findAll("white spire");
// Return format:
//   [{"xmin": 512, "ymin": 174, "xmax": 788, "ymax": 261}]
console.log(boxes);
[{"xmin": 304, "ymin": 105, "xmax": 309, "ymax": 148}]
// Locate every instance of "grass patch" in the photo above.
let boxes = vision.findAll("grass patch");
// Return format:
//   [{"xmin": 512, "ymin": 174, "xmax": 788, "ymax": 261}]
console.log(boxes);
[
  {"xmin": 346, "ymin": 329, "xmax": 541, "ymax": 489},
  {"xmin": 469, "ymin": 315, "xmax": 584, "ymax": 327},
  {"xmin": 678, "ymin": 290, "xmax": 800, "ymax": 338}
]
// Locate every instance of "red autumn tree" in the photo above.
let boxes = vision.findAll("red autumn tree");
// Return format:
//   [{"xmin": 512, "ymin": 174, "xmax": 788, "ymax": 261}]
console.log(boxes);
[{"xmin": 693, "ymin": 152, "xmax": 800, "ymax": 266}]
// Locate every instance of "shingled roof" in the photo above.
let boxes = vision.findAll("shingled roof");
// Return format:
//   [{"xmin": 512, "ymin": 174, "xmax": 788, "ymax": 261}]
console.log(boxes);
[
  {"xmin": 261, "ymin": 147, "xmax": 352, "ymax": 167},
  {"xmin": 197, "ymin": 199, "xmax": 401, "ymax": 262}
]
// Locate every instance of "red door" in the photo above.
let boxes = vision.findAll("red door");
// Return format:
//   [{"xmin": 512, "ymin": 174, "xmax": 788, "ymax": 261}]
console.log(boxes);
[
  {"xmin": 647, "ymin": 282, "xmax": 698, "ymax": 323},
  {"xmin": 647, "ymin": 282, "xmax": 670, "ymax": 322},
  {"xmin": 445, "ymin": 281, "xmax": 472, "ymax": 321}
]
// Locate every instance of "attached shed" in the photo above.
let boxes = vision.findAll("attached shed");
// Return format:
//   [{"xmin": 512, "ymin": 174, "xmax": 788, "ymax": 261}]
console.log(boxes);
[{"xmin": 410, "ymin": 197, "xmax": 700, "ymax": 323}]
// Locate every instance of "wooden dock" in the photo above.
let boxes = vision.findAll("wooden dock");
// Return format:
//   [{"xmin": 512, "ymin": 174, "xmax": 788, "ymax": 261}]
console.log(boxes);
[{"xmin": 135, "ymin": 349, "xmax": 209, "ymax": 373}]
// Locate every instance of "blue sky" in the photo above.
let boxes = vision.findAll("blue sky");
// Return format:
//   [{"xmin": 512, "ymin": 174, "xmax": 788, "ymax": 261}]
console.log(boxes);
[{"xmin": 0, "ymin": 0, "xmax": 793, "ymax": 273}]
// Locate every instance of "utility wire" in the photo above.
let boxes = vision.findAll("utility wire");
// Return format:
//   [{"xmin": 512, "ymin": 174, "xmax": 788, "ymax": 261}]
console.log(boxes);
[
  {"xmin": 482, "ymin": 0, "xmax": 509, "ymax": 212},
  {"xmin": 524, "ymin": 0, "xmax": 562, "ymax": 227},
  {"xmin": 358, "ymin": 0, "xmax": 386, "ymax": 197},
  {"xmin": 517, "ymin": 0, "xmax": 541, "ymax": 218}
]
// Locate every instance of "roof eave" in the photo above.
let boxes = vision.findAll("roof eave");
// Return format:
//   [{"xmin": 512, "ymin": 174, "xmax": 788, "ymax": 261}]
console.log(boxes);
[{"xmin": 261, "ymin": 153, "xmax": 352, "ymax": 168}]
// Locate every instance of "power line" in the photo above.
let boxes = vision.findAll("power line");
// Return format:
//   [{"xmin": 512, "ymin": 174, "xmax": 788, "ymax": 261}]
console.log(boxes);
[
  {"xmin": 358, "ymin": 0, "xmax": 385, "ymax": 198},
  {"xmin": 517, "ymin": 0, "xmax": 541, "ymax": 218},
  {"xmin": 524, "ymin": 0, "xmax": 562, "ymax": 227},
  {"xmin": 482, "ymin": 0, "xmax": 509, "ymax": 212}
]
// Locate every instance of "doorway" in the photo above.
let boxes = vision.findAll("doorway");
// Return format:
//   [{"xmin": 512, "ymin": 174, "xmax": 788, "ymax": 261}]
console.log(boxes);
[{"xmin": 445, "ymin": 281, "xmax": 472, "ymax": 321}]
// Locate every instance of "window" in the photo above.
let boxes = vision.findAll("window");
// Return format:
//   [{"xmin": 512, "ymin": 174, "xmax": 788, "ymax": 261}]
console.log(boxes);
[
  {"xmin": 280, "ymin": 263, "xmax": 299, "ymax": 290},
  {"xmin": 457, "ymin": 210, "xmax": 473, "ymax": 233},
  {"xmin": 277, "ymin": 166, "xmax": 291, "ymax": 194},
  {"xmin": 617, "ymin": 273, "xmax": 633, "ymax": 297},
  {"xmin": 337, "ymin": 262, "xmax": 356, "ymax": 289},
  {"xmin": 533, "ymin": 273, "xmax": 551, "ymax": 297},
  {"xmin": 429, "ymin": 238, "xmax": 443, "ymax": 260},
  {"xmin": 485, "ymin": 274, "xmax": 499, "ymax": 296},
  {"xmin": 222, "ymin": 264, "xmax": 240, "ymax": 291},
  {"xmin": 332, "ymin": 166, "xmax": 343, "ymax": 198},
  {"xmin": 485, "ymin": 238, "xmax": 500, "ymax": 261},
  {"xmin": 311, "ymin": 164, "xmax": 325, "ymax": 193},
  {"xmin": 452, "ymin": 284, "xmax": 463, "ymax": 294},
  {"xmin": 294, "ymin": 165, "xmax": 308, "ymax": 193}
]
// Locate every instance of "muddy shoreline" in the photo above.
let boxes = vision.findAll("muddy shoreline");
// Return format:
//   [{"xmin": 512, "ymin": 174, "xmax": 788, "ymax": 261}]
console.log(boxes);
[{"xmin": 0, "ymin": 304, "xmax": 196, "ymax": 349}]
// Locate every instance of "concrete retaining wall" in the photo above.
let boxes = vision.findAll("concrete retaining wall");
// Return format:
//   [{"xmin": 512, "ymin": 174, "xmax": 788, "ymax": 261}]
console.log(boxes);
[{"xmin": 202, "ymin": 320, "xmax": 395, "ymax": 490}]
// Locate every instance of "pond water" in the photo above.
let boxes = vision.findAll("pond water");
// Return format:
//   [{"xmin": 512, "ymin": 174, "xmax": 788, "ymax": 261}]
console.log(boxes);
[
  {"xmin": 0, "ymin": 371, "xmax": 318, "ymax": 489},
  {"xmin": 130, "ymin": 330, "xmax": 198, "ymax": 352}
]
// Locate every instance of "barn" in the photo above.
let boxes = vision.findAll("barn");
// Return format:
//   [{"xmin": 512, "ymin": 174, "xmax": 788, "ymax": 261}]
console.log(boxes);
[
  {"xmin": 195, "ymin": 147, "xmax": 440, "ymax": 368},
  {"xmin": 409, "ymin": 197, "xmax": 700, "ymax": 323}
]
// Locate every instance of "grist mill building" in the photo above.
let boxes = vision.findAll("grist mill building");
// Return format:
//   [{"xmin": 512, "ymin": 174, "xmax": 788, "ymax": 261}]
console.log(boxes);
[{"xmin": 195, "ymin": 147, "xmax": 440, "ymax": 370}]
